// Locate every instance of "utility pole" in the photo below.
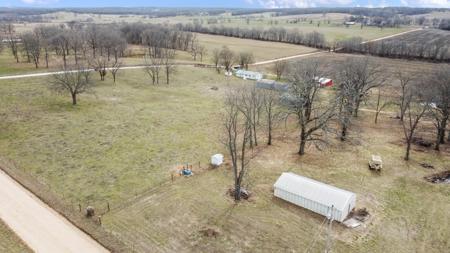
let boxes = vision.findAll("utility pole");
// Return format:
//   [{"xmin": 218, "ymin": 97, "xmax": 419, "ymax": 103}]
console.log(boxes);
[{"xmin": 325, "ymin": 205, "xmax": 334, "ymax": 253}]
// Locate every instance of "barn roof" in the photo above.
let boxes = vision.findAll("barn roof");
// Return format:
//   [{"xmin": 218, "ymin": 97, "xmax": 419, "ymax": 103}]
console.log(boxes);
[{"xmin": 273, "ymin": 172, "xmax": 355, "ymax": 211}]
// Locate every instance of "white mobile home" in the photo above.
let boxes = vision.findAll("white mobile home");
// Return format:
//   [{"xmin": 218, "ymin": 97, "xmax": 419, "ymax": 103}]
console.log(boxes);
[
  {"xmin": 273, "ymin": 172, "xmax": 356, "ymax": 222},
  {"xmin": 235, "ymin": 70, "xmax": 263, "ymax": 81}
]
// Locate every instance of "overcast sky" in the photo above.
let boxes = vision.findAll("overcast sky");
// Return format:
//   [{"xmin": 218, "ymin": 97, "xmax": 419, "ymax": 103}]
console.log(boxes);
[{"xmin": 2, "ymin": 0, "xmax": 450, "ymax": 8}]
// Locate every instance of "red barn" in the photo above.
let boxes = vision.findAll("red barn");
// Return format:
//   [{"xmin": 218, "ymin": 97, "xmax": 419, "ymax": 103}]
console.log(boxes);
[{"xmin": 318, "ymin": 77, "xmax": 333, "ymax": 87}]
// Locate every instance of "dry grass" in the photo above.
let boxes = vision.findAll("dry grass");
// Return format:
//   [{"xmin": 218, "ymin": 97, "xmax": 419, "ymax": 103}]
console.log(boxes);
[
  {"xmin": 103, "ymin": 110, "xmax": 450, "ymax": 253},
  {"xmin": 1, "ymin": 52, "xmax": 449, "ymax": 252},
  {"xmin": 195, "ymin": 33, "xmax": 318, "ymax": 62},
  {"xmin": 0, "ymin": 219, "xmax": 32, "ymax": 253}
]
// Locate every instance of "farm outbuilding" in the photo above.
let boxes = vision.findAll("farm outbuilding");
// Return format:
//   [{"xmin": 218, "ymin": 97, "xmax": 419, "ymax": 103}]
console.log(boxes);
[
  {"xmin": 235, "ymin": 70, "xmax": 263, "ymax": 81},
  {"xmin": 256, "ymin": 79, "xmax": 289, "ymax": 92},
  {"xmin": 273, "ymin": 173, "xmax": 356, "ymax": 222}
]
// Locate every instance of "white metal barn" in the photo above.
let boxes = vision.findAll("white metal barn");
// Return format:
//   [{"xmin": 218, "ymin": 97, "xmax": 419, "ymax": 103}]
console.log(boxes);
[{"xmin": 273, "ymin": 173, "xmax": 356, "ymax": 222}]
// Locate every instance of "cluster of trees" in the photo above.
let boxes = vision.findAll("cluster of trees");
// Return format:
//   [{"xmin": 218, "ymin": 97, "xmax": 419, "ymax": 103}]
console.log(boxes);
[
  {"xmin": 223, "ymin": 85, "xmax": 285, "ymax": 200},
  {"xmin": 177, "ymin": 23, "xmax": 327, "ymax": 49},
  {"xmin": 120, "ymin": 23, "xmax": 199, "ymax": 53},
  {"xmin": 0, "ymin": 23, "xmax": 127, "ymax": 69},
  {"xmin": 211, "ymin": 46, "xmax": 254, "ymax": 73},
  {"xmin": 338, "ymin": 35, "xmax": 450, "ymax": 62},
  {"xmin": 224, "ymin": 58, "xmax": 450, "ymax": 197}
]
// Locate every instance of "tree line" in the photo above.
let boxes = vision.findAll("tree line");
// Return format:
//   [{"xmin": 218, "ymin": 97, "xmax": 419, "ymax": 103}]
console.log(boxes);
[
  {"xmin": 337, "ymin": 35, "xmax": 450, "ymax": 62},
  {"xmin": 176, "ymin": 23, "xmax": 328, "ymax": 49}
]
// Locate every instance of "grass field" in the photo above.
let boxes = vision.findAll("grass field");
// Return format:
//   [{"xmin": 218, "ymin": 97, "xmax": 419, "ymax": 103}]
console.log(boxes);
[
  {"xmin": 0, "ymin": 67, "xmax": 249, "ymax": 209},
  {"xmin": 1, "ymin": 57, "xmax": 449, "ymax": 252},
  {"xmin": 251, "ymin": 52, "xmax": 448, "ymax": 80},
  {"xmin": 103, "ymin": 110, "xmax": 450, "ymax": 253},
  {"xmin": 0, "ymin": 219, "xmax": 32, "ymax": 253},
  {"xmin": 12, "ymin": 11, "xmax": 415, "ymax": 42},
  {"xmin": 195, "ymin": 33, "xmax": 318, "ymax": 62}
]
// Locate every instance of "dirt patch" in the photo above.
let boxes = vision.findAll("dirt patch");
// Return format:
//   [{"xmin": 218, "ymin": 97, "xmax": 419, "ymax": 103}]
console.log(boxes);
[
  {"xmin": 349, "ymin": 208, "xmax": 371, "ymax": 222},
  {"xmin": 424, "ymin": 170, "xmax": 450, "ymax": 184},
  {"xmin": 419, "ymin": 162, "xmax": 435, "ymax": 170},
  {"xmin": 199, "ymin": 227, "xmax": 220, "ymax": 238}
]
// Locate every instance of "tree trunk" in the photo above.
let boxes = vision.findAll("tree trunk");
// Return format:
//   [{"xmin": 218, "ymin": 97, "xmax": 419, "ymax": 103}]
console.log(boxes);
[
  {"xmin": 435, "ymin": 131, "xmax": 441, "ymax": 151},
  {"xmin": 439, "ymin": 116, "xmax": 448, "ymax": 144},
  {"xmin": 298, "ymin": 128, "xmax": 306, "ymax": 155},
  {"xmin": 166, "ymin": 67, "xmax": 170, "ymax": 85},
  {"xmin": 340, "ymin": 124, "xmax": 347, "ymax": 141},
  {"xmin": 74, "ymin": 48, "xmax": 78, "ymax": 64},
  {"xmin": 353, "ymin": 99, "xmax": 360, "ymax": 117},
  {"xmin": 234, "ymin": 183, "xmax": 241, "ymax": 201},
  {"xmin": 375, "ymin": 111, "xmax": 380, "ymax": 124},
  {"xmin": 63, "ymin": 54, "xmax": 67, "ymax": 69},
  {"xmin": 45, "ymin": 49, "xmax": 49, "ymax": 68},
  {"xmin": 405, "ymin": 141, "xmax": 411, "ymax": 161},
  {"xmin": 71, "ymin": 93, "xmax": 77, "ymax": 105}
]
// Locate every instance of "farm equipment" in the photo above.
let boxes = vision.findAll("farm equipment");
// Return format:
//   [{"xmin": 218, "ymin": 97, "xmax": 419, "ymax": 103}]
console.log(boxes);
[{"xmin": 369, "ymin": 155, "xmax": 383, "ymax": 171}]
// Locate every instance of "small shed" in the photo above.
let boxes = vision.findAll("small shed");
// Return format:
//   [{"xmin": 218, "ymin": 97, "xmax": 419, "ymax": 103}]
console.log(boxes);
[
  {"xmin": 235, "ymin": 70, "xmax": 263, "ymax": 81},
  {"xmin": 211, "ymin": 154, "xmax": 224, "ymax": 166},
  {"xmin": 273, "ymin": 172, "xmax": 356, "ymax": 222}
]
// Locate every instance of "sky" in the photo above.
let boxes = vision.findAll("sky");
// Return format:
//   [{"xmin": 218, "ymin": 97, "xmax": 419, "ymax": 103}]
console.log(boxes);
[{"xmin": 1, "ymin": 0, "xmax": 450, "ymax": 8}]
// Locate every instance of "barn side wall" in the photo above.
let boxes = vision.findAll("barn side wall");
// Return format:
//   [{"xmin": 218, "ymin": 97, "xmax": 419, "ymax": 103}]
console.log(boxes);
[{"xmin": 274, "ymin": 188, "xmax": 345, "ymax": 222}]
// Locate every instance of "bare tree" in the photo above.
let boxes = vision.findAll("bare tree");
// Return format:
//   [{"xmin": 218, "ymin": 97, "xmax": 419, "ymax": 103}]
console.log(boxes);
[
  {"xmin": 36, "ymin": 25, "xmax": 59, "ymax": 68},
  {"xmin": 90, "ymin": 56, "xmax": 109, "ymax": 81},
  {"xmin": 69, "ymin": 31, "xmax": 84, "ymax": 65},
  {"xmin": 238, "ymin": 52, "xmax": 254, "ymax": 70},
  {"xmin": 273, "ymin": 60, "xmax": 288, "ymax": 81},
  {"xmin": 212, "ymin": 48, "xmax": 221, "ymax": 73},
  {"xmin": 427, "ymin": 66, "xmax": 450, "ymax": 151},
  {"xmin": 198, "ymin": 45, "xmax": 207, "ymax": 62},
  {"xmin": 85, "ymin": 24, "xmax": 99, "ymax": 57},
  {"xmin": 261, "ymin": 89, "xmax": 284, "ymax": 145},
  {"xmin": 143, "ymin": 53, "xmax": 162, "ymax": 85},
  {"xmin": 402, "ymin": 83, "xmax": 431, "ymax": 161},
  {"xmin": 287, "ymin": 60, "xmax": 336, "ymax": 155},
  {"xmin": 50, "ymin": 65, "xmax": 92, "ymax": 105},
  {"xmin": 396, "ymin": 71, "xmax": 416, "ymax": 121},
  {"xmin": 51, "ymin": 30, "xmax": 71, "ymax": 68},
  {"xmin": 20, "ymin": 32, "xmax": 33, "ymax": 63},
  {"xmin": 162, "ymin": 48, "xmax": 176, "ymax": 85},
  {"xmin": 21, "ymin": 31, "xmax": 41, "ymax": 68},
  {"xmin": 374, "ymin": 85, "xmax": 394, "ymax": 124},
  {"xmin": 3, "ymin": 23, "xmax": 20, "ymax": 63},
  {"xmin": 110, "ymin": 60, "xmax": 122, "ymax": 83},
  {"xmin": 224, "ymin": 88, "xmax": 251, "ymax": 201},
  {"xmin": 237, "ymin": 86, "xmax": 263, "ymax": 148},
  {"xmin": 346, "ymin": 57, "xmax": 385, "ymax": 117},
  {"xmin": 220, "ymin": 46, "xmax": 235, "ymax": 73}
]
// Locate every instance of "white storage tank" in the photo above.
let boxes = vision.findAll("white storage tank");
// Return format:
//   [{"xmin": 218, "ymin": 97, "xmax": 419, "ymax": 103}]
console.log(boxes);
[{"xmin": 273, "ymin": 172, "xmax": 356, "ymax": 222}]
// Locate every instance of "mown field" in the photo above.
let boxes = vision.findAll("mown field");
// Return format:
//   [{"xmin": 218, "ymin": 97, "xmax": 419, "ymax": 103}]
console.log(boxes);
[
  {"xmin": 13, "ymin": 11, "xmax": 415, "ymax": 42},
  {"xmin": 104, "ymin": 105, "xmax": 450, "ymax": 253},
  {"xmin": 1, "ymin": 54, "xmax": 449, "ymax": 253},
  {"xmin": 0, "ymin": 67, "xmax": 249, "ymax": 208},
  {"xmin": 0, "ymin": 219, "xmax": 32, "ymax": 253}
]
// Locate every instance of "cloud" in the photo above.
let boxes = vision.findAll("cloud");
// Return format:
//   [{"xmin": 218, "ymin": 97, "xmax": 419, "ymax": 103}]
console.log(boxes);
[
  {"xmin": 400, "ymin": 0, "xmax": 450, "ymax": 7},
  {"xmin": 20, "ymin": 0, "xmax": 59, "ymax": 4},
  {"xmin": 252, "ymin": 0, "xmax": 450, "ymax": 8},
  {"xmin": 255, "ymin": 0, "xmax": 354, "ymax": 8}
]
